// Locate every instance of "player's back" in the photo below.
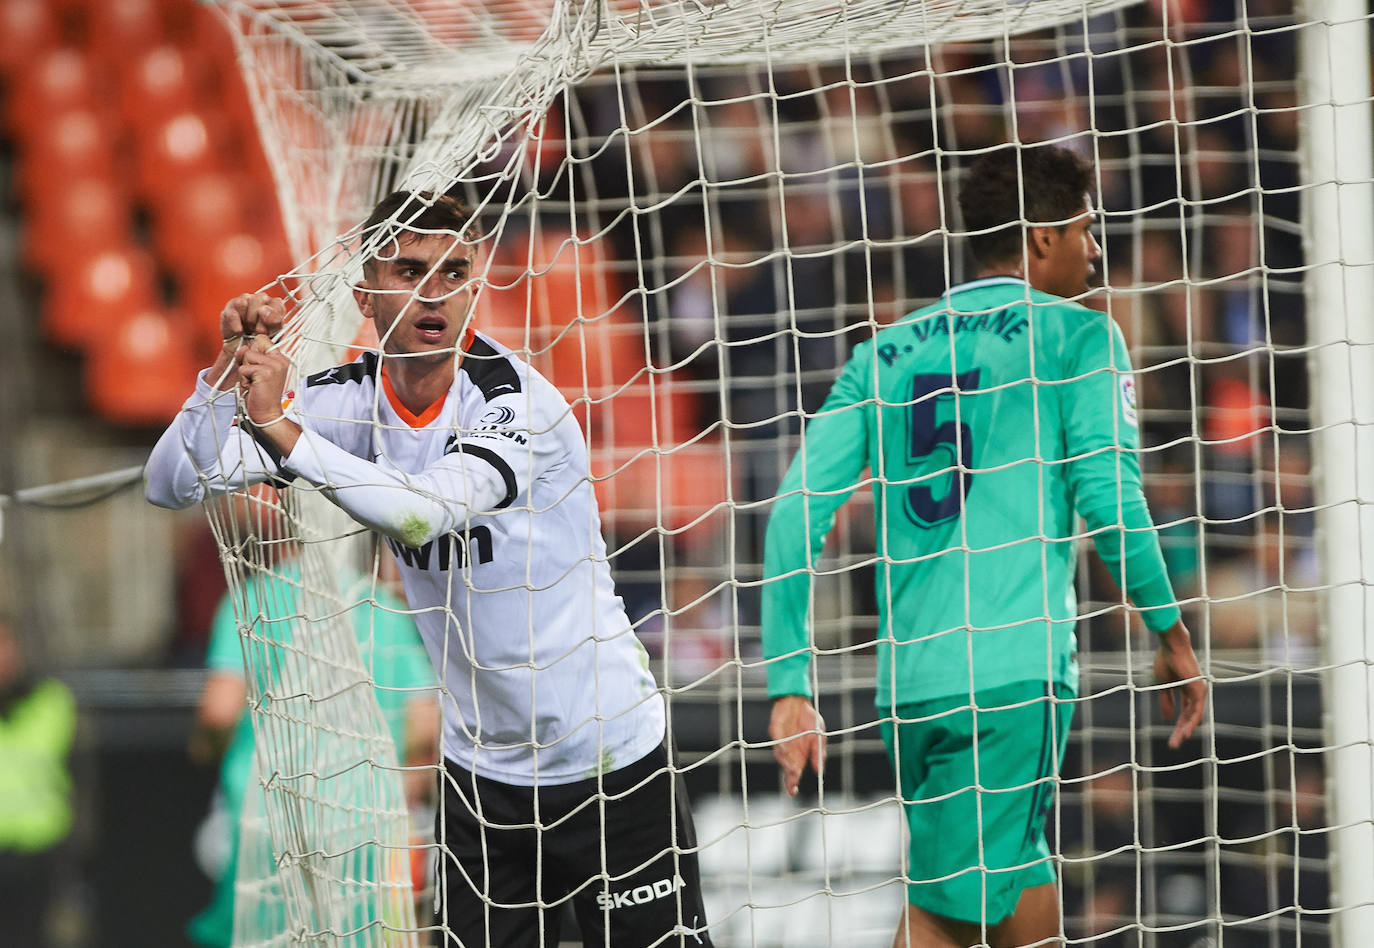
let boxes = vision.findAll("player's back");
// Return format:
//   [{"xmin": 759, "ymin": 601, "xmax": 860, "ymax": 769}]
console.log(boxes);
[{"xmin": 859, "ymin": 276, "xmax": 1129, "ymax": 698}]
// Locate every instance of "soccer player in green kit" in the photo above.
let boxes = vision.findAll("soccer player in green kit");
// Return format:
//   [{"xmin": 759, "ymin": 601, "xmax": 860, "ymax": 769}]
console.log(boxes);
[{"xmin": 761, "ymin": 144, "xmax": 1206, "ymax": 948}]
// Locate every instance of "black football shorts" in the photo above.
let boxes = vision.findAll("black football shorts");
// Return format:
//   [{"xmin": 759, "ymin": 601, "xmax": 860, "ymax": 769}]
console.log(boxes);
[{"xmin": 432, "ymin": 744, "xmax": 713, "ymax": 948}]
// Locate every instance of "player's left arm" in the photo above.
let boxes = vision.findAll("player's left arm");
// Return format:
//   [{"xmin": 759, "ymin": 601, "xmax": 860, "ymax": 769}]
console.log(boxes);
[
  {"xmin": 364, "ymin": 583, "xmax": 441, "ymax": 804},
  {"xmin": 1062, "ymin": 316, "xmax": 1178, "ymax": 627},
  {"xmin": 402, "ymin": 695, "xmax": 441, "ymax": 805},
  {"xmin": 1063, "ymin": 315, "xmax": 1206, "ymax": 744}
]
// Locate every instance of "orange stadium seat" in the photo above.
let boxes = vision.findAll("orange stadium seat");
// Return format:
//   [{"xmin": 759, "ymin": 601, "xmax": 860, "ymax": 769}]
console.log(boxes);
[
  {"xmin": 43, "ymin": 243, "xmax": 158, "ymax": 349},
  {"xmin": 78, "ymin": 0, "xmax": 169, "ymax": 65},
  {"xmin": 118, "ymin": 43, "xmax": 203, "ymax": 137},
  {"xmin": 186, "ymin": 3, "xmax": 237, "ymax": 62},
  {"xmin": 0, "ymin": 0, "xmax": 62, "ymax": 79},
  {"xmin": 4, "ymin": 46, "xmax": 101, "ymax": 137},
  {"xmin": 15, "ymin": 108, "xmax": 122, "ymax": 206},
  {"xmin": 179, "ymin": 230, "xmax": 292, "ymax": 356},
  {"xmin": 191, "ymin": 14, "xmax": 259, "ymax": 135},
  {"xmin": 148, "ymin": 169, "xmax": 246, "ymax": 270},
  {"xmin": 593, "ymin": 436, "xmax": 731, "ymax": 552},
  {"xmin": 86, "ymin": 307, "xmax": 198, "ymax": 425},
  {"xmin": 22, "ymin": 174, "xmax": 134, "ymax": 278},
  {"xmin": 133, "ymin": 108, "xmax": 226, "ymax": 205},
  {"xmin": 482, "ymin": 227, "xmax": 705, "ymax": 450}
]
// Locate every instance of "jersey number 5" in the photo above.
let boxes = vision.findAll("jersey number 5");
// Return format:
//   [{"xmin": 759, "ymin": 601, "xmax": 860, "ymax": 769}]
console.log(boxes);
[{"xmin": 904, "ymin": 370, "xmax": 980, "ymax": 527}]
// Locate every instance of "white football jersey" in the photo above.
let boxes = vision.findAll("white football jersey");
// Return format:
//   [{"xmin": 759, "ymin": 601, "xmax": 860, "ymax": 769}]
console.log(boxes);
[{"xmin": 146, "ymin": 332, "xmax": 666, "ymax": 786}]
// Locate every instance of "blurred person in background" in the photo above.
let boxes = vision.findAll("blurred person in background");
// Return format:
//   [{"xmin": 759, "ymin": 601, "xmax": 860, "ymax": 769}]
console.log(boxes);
[
  {"xmin": 0, "ymin": 617, "xmax": 77, "ymax": 947},
  {"xmin": 185, "ymin": 490, "xmax": 438, "ymax": 948}
]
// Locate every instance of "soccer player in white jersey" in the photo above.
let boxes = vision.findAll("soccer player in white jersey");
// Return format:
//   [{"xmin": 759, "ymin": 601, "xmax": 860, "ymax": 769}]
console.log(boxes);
[{"xmin": 145, "ymin": 191, "xmax": 713, "ymax": 948}]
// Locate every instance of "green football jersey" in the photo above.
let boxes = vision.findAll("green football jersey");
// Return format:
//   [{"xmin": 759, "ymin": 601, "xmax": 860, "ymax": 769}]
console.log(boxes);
[{"xmin": 761, "ymin": 277, "xmax": 1179, "ymax": 710}]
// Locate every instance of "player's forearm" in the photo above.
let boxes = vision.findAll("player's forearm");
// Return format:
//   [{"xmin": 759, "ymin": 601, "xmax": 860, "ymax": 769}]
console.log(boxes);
[
  {"xmin": 761, "ymin": 577, "xmax": 815, "ymax": 700},
  {"xmin": 760, "ymin": 494, "xmax": 824, "ymax": 699},
  {"xmin": 145, "ymin": 375, "xmax": 245, "ymax": 508},
  {"xmin": 1084, "ymin": 498, "xmax": 1181, "ymax": 633},
  {"xmin": 281, "ymin": 427, "xmax": 506, "ymax": 547}
]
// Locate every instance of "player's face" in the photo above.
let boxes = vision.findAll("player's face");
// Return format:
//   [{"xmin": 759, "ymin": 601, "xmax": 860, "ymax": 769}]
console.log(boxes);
[
  {"xmin": 355, "ymin": 232, "xmax": 477, "ymax": 360},
  {"xmin": 1036, "ymin": 197, "xmax": 1101, "ymax": 299}
]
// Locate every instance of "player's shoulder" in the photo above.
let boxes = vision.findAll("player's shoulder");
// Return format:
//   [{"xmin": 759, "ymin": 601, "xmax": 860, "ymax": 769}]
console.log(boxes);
[
  {"xmin": 291, "ymin": 353, "xmax": 379, "ymax": 421},
  {"xmin": 459, "ymin": 332, "xmax": 527, "ymax": 403},
  {"xmin": 302, "ymin": 351, "xmax": 381, "ymax": 391},
  {"xmin": 1042, "ymin": 291, "xmax": 1105, "ymax": 319},
  {"xmin": 1032, "ymin": 291, "xmax": 1121, "ymax": 347}
]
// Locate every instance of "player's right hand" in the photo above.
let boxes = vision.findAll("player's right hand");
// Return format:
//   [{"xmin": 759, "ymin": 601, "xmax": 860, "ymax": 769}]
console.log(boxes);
[
  {"xmin": 769, "ymin": 695, "xmax": 826, "ymax": 797},
  {"xmin": 221, "ymin": 292, "xmax": 286, "ymax": 344},
  {"xmin": 208, "ymin": 293, "xmax": 286, "ymax": 390}
]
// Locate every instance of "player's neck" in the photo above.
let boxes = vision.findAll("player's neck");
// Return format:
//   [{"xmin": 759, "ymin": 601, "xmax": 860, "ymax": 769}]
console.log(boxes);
[
  {"xmin": 382, "ymin": 357, "xmax": 454, "ymax": 416},
  {"xmin": 976, "ymin": 264, "xmax": 1026, "ymax": 282}
]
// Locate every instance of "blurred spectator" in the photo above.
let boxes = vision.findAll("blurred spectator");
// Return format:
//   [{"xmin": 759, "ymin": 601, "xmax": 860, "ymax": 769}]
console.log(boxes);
[
  {"xmin": 0, "ymin": 618, "xmax": 77, "ymax": 948},
  {"xmin": 186, "ymin": 497, "xmax": 438, "ymax": 947},
  {"xmin": 639, "ymin": 570, "xmax": 740, "ymax": 686},
  {"xmin": 1146, "ymin": 451, "xmax": 1203, "ymax": 599},
  {"xmin": 1218, "ymin": 755, "xmax": 1330, "ymax": 946},
  {"xmin": 169, "ymin": 515, "xmax": 229, "ymax": 667},
  {"xmin": 1119, "ymin": 227, "xmax": 1213, "ymax": 447},
  {"xmin": 1208, "ymin": 213, "xmax": 1268, "ymax": 350},
  {"xmin": 1204, "ymin": 509, "xmax": 1319, "ymax": 659},
  {"xmin": 1062, "ymin": 759, "xmax": 1142, "ymax": 947},
  {"xmin": 1202, "ymin": 368, "xmax": 1273, "ymax": 553}
]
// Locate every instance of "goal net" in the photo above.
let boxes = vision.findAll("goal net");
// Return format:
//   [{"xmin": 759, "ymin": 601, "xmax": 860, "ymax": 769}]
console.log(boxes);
[{"xmin": 196, "ymin": 0, "xmax": 1374, "ymax": 945}]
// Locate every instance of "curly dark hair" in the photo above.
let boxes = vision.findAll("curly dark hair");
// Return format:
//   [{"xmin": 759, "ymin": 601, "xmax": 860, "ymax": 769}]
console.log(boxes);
[
  {"xmin": 957, "ymin": 145, "xmax": 1094, "ymax": 267},
  {"xmin": 359, "ymin": 190, "xmax": 482, "ymax": 274}
]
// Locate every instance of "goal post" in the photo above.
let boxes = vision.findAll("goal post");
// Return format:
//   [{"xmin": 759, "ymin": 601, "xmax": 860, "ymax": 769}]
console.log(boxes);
[
  {"xmin": 1298, "ymin": 0, "xmax": 1374, "ymax": 940},
  {"xmin": 171, "ymin": 0, "xmax": 1374, "ymax": 945}
]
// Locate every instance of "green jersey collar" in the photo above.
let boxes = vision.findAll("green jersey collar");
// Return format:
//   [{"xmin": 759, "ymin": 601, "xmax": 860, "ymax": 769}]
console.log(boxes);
[{"xmin": 944, "ymin": 276, "xmax": 1028, "ymax": 296}]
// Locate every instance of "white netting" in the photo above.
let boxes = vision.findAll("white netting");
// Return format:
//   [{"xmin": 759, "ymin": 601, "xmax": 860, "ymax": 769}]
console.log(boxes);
[
  {"xmin": 191, "ymin": 0, "xmax": 1374, "ymax": 945},
  {"xmin": 203, "ymin": 488, "xmax": 423, "ymax": 946}
]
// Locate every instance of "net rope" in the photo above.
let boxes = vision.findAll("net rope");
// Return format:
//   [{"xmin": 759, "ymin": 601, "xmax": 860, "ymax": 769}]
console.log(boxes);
[{"xmin": 190, "ymin": 0, "xmax": 1354, "ymax": 944}]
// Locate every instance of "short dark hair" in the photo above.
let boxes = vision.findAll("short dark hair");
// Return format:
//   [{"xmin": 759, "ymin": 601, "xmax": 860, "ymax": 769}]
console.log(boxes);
[
  {"xmin": 957, "ymin": 145, "xmax": 1094, "ymax": 267},
  {"xmin": 359, "ymin": 190, "xmax": 481, "ymax": 274}
]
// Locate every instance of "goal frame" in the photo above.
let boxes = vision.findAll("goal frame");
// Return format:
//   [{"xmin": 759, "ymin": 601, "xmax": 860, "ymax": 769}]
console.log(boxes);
[{"xmin": 1299, "ymin": 0, "xmax": 1374, "ymax": 940}]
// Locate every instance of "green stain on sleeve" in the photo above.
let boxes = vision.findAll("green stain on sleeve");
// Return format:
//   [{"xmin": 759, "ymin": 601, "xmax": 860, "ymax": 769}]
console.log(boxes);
[{"xmin": 398, "ymin": 513, "xmax": 431, "ymax": 548}]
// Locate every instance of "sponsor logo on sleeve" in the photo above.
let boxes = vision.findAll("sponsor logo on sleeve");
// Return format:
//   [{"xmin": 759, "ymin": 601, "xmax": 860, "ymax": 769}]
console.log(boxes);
[
  {"xmin": 1120, "ymin": 376, "xmax": 1138, "ymax": 427},
  {"xmin": 446, "ymin": 404, "xmax": 529, "ymax": 446},
  {"xmin": 478, "ymin": 406, "xmax": 517, "ymax": 427}
]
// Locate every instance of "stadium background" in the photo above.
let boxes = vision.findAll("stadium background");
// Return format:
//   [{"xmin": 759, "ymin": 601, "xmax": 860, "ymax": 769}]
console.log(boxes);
[{"xmin": 0, "ymin": 0, "xmax": 1326, "ymax": 945}]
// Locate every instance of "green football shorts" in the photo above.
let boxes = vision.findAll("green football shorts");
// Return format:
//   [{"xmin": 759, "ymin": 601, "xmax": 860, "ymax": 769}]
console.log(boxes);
[{"xmin": 879, "ymin": 679, "xmax": 1074, "ymax": 926}]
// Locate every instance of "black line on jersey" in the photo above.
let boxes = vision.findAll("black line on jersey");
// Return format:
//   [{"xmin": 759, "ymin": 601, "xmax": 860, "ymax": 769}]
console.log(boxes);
[
  {"xmin": 241, "ymin": 419, "xmax": 292, "ymax": 477},
  {"xmin": 455, "ymin": 444, "xmax": 517, "ymax": 509},
  {"xmin": 306, "ymin": 352, "xmax": 379, "ymax": 387},
  {"xmin": 460, "ymin": 336, "xmax": 522, "ymax": 402},
  {"xmin": 1021, "ymin": 687, "xmax": 1055, "ymax": 850}
]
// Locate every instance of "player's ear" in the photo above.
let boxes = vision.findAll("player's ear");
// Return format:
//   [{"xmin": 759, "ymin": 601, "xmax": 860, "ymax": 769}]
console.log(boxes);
[
  {"xmin": 1029, "ymin": 224, "xmax": 1055, "ymax": 259},
  {"xmin": 353, "ymin": 285, "xmax": 376, "ymax": 320}
]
